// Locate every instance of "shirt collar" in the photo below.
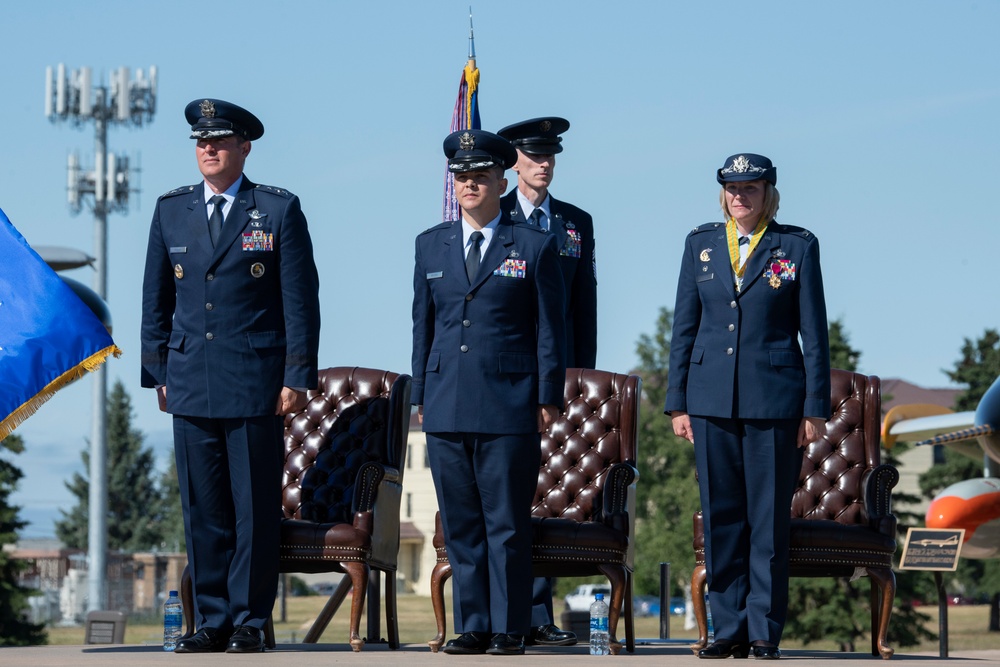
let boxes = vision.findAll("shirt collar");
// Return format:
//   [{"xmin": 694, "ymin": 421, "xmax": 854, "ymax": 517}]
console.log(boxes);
[
  {"xmin": 462, "ymin": 212, "xmax": 502, "ymax": 247},
  {"xmin": 516, "ymin": 189, "xmax": 551, "ymax": 223},
  {"xmin": 202, "ymin": 175, "xmax": 244, "ymax": 205}
]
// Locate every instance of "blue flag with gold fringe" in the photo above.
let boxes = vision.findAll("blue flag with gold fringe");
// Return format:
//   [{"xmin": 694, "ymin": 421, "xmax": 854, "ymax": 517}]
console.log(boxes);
[{"xmin": 0, "ymin": 206, "xmax": 121, "ymax": 439}]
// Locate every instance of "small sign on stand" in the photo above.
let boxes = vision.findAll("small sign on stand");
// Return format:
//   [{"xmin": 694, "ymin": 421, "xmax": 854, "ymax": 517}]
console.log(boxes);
[
  {"xmin": 899, "ymin": 527, "xmax": 964, "ymax": 658},
  {"xmin": 899, "ymin": 528, "xmax": 964, "ymax": 571}
]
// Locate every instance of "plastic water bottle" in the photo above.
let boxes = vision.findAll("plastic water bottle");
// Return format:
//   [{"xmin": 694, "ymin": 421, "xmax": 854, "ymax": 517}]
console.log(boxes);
[
  {"xmin": 589, "ymin": 592, "xmax": 610, "ymax": 655},
  {"xmin": 163, "ymin": 590, "xmax": 183, "ymax": 651}
]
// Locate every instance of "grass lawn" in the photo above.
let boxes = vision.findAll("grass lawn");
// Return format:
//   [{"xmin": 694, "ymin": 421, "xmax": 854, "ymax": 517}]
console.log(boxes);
[{"xmin": 42, "ymin": 595, "xmax": 1000, "ymax": 653}]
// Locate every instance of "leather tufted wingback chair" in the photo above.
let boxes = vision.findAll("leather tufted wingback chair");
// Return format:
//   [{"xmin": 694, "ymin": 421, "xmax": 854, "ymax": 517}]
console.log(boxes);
[
  {"xmin": 181, "ymin": 366, "xmax": 411, "ymax": 652},
  {"xmin": 427, "ymin": 369, "xmax": 641, "ymax": 654},
  {"xmin": 690, "ymin": 370, "xmax": 899, "ymax": 659}
]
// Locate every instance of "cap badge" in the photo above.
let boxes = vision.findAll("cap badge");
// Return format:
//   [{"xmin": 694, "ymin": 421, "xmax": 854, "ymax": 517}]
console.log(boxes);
[
  {"xmin": 199, "ymin": 99, "xmax": 216, "ymax": 118},
  {"xmin": 700, "ymin": 249, "xmax": 712, "ymax": 262},
  {"xmin": 174, "ymin": 264, "xmax": 184, "ymax": 280},
  {"xmin": 459, "ymin": 132, "xmax": 475, "ymax": 151},
  {"xmin": 540, "ymin": 120, "xmax": 552, "ymax": 131},
  {"xmin": 721, "ymin": 154, "xmax": 766, "ymax": 177},
  {"xmin": 251, "ymin": 262, "xmax": 265, "ymax": 278}
]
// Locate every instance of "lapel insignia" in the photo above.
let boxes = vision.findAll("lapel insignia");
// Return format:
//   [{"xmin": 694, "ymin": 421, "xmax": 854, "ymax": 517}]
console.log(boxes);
[
  {"xmin": 565, "ymin": 221, "xmax": 575, "ymax": 230},
  {"xmin": 174, "ymin": 264, "xmax": 184, "ymax": 280},
  {"xmin": 510, "ymin": 208, "xmax": 518, "ymax": 217},
  {"xmin": 699, "ymin": 249, "xmax": 712, "ymax": 262},
  {"xmin": 251, "ymin": 262, "xmax": 265, "ymax": 278}
]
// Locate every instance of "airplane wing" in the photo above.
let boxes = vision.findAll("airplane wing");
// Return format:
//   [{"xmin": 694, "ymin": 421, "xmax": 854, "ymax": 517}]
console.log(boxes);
[{"xmin": 882, "ymin": 404, "xmax": 969, "ymax": 447}]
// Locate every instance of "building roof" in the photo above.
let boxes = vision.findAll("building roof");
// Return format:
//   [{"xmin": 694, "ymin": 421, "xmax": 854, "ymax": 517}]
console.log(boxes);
[{"xmin": 881, "ymin": 378, "xmax": 962, "ymax": 413}]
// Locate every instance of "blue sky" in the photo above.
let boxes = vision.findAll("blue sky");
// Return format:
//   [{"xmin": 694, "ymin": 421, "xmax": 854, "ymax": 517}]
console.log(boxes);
[{"xmin": 2, "ymin": 1, "xmax": 997, "ymax": 538}]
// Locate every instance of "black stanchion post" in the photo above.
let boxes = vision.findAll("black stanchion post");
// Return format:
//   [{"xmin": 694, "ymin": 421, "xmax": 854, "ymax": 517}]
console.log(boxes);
[
  {"xmin": 659, "ymin": 562, "xmax": 670, "ymax": 639},
  {"xmin": 935, "ymin": 571, "xmax": 948, "ymax": 658}
]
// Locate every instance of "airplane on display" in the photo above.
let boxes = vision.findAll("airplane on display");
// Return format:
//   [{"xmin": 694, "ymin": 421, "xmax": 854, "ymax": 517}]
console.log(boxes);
[{"xmin": 883, "ymin": 376, "xmax": 1000, "ymax": 560}]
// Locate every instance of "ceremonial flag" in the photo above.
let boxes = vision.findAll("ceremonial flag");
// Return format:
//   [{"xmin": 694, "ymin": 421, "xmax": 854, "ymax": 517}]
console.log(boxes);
[
  {"xmin": 0, "ymin": 206, "xmax": 121, "ymax": 439},
  {"xmin": 442, "ymin": 14, "xmax": 482, "ymax": 222}
]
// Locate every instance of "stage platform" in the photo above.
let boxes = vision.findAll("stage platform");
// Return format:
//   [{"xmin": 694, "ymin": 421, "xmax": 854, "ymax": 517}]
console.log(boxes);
[{"xmin": 1, "ymin": 642, "xmax": 997, "ymax": 666}]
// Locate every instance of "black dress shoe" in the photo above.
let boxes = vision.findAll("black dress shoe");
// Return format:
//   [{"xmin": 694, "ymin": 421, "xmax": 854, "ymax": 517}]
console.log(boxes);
[
  {"xmin": 698, "ymin": 639, "xmax": 751, "ymax": 659},
  {"xmin": 226, "ymin": 625, "xmax": 264, "ymax": 653},
  {"xmin": 442, "ymin": 631, "xmax": 491, "ymax": 654},
  {"xmin": 751, "ymin": 644, "xmax": 780, "ymax": 660},
  {"xmin": 486, "ymin": 633, "xmax": 525, "ymax": 656},
  {"xmin": 526, "ymin": 624, "xmax": 577, "ymax": 646},
  {"xmin": 175, "ymin": 627, "xmax": 228, "ymax": 653}
]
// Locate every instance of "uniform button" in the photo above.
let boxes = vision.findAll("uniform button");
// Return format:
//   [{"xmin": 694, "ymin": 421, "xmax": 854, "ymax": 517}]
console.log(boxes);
[
  {"xmin": 462, "ymin": 319, "xmax": 471, "ymax": 327},
  {"xmin": 730, "ymin": 300, "xmax": 737, "ymax": 308},
  {"xmin": 465, "ymin": 294, "xmax": 473, "ymax": 302},
  {"xmin": 206, "ymin": 303, "xmax": 214, "ymax": 311},
  {"xmin": 206, "ymin": 333, "xmax": 214, "ymax": 341},
  {"xmin": 728, "ymin": 324, "xmax": 735, "ymax": 331},
  {"xmin": 207, "ymin": 273, "xmax": 215, "ymax": 281},
  {"xmin": 460, "ymin": 344, "xmax": 469, "ymax": 353},
  {"xmin": 726, "ymin": 347, "xmax": 733, "ymax": 355}
]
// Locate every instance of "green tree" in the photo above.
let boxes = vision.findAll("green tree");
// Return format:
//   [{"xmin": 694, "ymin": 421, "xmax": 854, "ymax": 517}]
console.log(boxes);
[
  {"xmin": 0, "ymin": 434, "xmax": 47, "ymax": 646},
  {"xmin": 159, "ymin": 457, "xmax": 185, "ymax": 553},
  {"xmin": 632, "ymin": 307, "xmax": 700, "ymax": 597},
  {"xmin": 55, "ymin": 379, "xmax": 165, "ymax": 551},
  {"xmin": 829, "ymin": 318, "xmax": 861, "ymax": 371}
]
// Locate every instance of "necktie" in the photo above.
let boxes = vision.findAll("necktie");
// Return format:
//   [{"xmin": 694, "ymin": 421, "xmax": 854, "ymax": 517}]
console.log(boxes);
[
  {"xmin": 466, "ymin": 231, "xmax": 484, "ymax": 283},
  {"xmin": 529, "ymin": 208, "xmax": 545, "ymax": 229},
  {"xmin": 208, "ymin": 195, "xmax": 226, "ymax": 247}
]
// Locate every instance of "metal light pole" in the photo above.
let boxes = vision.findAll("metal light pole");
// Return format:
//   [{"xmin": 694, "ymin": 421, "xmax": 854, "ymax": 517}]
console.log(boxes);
[{"xmin": 45, "ymin": 64, "xmax": 156, "ymax": 612}]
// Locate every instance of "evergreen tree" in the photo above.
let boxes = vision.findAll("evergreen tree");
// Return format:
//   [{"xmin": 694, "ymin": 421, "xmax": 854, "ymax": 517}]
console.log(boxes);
[
  {"xmin": 55, "ymin": 379, "xmax": 165, "ymax": 551},
  {"xmin": 159, "ymin": 456, "xmax": 185, "ymax": 552},
  {"xmin": 829, "ymin": 318, "xmax": 861, "ymax": 371},
  {"xmin": 0, "ymin": 434, "xmax": 47, "ymax": 646}
]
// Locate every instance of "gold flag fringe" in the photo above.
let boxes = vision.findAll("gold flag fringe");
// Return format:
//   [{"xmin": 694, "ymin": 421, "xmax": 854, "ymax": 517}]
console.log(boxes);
[{"xmin": 0, "ymin": 344, "xmax": 122, "ymax": 441}]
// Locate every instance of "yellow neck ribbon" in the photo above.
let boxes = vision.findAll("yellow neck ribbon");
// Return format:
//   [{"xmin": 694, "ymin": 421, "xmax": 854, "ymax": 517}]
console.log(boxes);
[{"xmin": 726, "ymin": 217, "xmax": 769, "ymax": 288}]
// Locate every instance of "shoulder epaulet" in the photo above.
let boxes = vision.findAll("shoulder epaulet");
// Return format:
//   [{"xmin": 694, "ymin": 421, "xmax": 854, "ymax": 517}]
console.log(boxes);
[
  {"xmin": 773, "ymin": 223, "xmax": 814, "ymax": 239},
  {"xmin": 689, "ymin": 222, "xmax": 723, "ymax": 235},
  {"xmin": 418, "ymin": 221, "xmax": 455, "ymax": 237},
  {"xmin": 159, "ymin": 184, "xmax": 197, "ymax": 200},
  {"xmin": 254, "ymin": 184, "xmax": 295, "ymax": 199}
]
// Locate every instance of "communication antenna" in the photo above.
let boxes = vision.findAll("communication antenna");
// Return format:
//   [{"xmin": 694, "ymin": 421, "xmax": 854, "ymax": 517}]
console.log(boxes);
[{"xmin": 44, "ymin": 63, "xmax": 157, "ymax": 614}]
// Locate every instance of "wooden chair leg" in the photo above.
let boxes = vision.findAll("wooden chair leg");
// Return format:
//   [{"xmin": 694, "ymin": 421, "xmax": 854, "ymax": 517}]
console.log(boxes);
[
  {"xmin": 384, "ymin": 569, "xmax": 400, "ymax": 649},
  {"xmin": 428, "ymin": 561, "xmax": 452, "ymax": 652},
  {"xmin": 303, "ymin": 576, "xmax": 352, "ymax": 643},
  {"xmin": 263, "ymin": 615, "xmax": 276, "ymax": 649},
  {"xmin": 343, "ymin": 561, "xmax": 370, "ymax": 652},
  {"xmin": 690, "ymin": 564, "xmax": 708, "ymax": 652},
  {"xmin": 598, "ymin": 564, "xmax": 627, "ymax": 655},
  {"xmin": 868, "ymin": 567, "xmax": 896, "ymax": 659}
]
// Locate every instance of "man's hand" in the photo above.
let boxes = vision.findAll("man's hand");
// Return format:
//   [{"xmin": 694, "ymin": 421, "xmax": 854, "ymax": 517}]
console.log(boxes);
[
  {"xmin": 276, "ymin": 387, "xmax": 308, "ymax": 416},
  {"xmin": 797, "ymin": 416, "xmax": 826, "ymax": 448},
  {"xmin": 537, "ymin": 404, "xmax": 559, "ymax": 432},
  {"xmin": 417, "ymin": 405, "xmax": 423, "ymax": 425},
  {"xmin": 156, "ymin": 385, "xmax": 167, "ymax": 413},
  {"xmin": 671, "ymin": 411, "xmax": 694, "ymax": 443}
]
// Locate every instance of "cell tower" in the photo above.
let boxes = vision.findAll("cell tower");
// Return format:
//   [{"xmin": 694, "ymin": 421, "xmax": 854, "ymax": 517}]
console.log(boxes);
[{"xmin": 45, "ymin": 63, "xmax": 157, "ymax": 613}]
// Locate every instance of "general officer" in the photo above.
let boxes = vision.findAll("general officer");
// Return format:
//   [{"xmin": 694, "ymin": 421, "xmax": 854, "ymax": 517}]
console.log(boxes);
[
  {"xmin": 411, "ymin": 129, "xmax": 566, "ymax": 656},
  {"xmin": 665, "ymin": 154, "xmax": 830, "ymax": 660},
  {"xmin": 141, "ymin": 99, "xmax": 321, "ymax": 653},
  {"xmin": 497, "ymin": 116, "xmax": 597, "ymax": 647}
]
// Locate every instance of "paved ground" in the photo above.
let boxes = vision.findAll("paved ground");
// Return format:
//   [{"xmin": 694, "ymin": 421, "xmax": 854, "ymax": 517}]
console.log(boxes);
[{"xmin": 1, "ymin": 642, "xmax": 997, "ymax": 667}]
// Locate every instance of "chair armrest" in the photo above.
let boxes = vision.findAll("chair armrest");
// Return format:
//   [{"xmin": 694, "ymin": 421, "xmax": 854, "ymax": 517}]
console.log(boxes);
[
  {"xmin": 351, "ymin": 461, "xmax": 386, "ymax": 513},
  {"xmin": 860, "ymin": 463, "xmax": 899, "ymax": 535},
  {"xmin": 599, "ymin": 461, "xmax": 639, "ymax": 527}
]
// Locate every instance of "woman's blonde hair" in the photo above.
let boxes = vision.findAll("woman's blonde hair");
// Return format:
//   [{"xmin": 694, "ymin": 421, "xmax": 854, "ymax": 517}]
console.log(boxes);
[{"xmin": 719, "ymin": 181, "xmax": 780, "ymax": 225}]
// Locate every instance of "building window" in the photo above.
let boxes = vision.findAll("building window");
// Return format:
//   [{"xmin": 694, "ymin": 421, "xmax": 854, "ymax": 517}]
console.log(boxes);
[
  {"xmin": 407, "ymin": 444, "xmax": 412, "ymax": 469},
  {"xmin": 406, "ymin": 492, "xmax": 412, "ymax": 519},
  {"xmin": 423, "ymin": 444, "xmax": 430, "ymax": 468}
]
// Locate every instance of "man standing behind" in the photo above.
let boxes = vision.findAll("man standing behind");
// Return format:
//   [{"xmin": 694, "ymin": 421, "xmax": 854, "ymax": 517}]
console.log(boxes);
[
  {"xmin": 141, "ymin": 99, "xmax": 320, "ymax": 653},
  {"xmin": 498, "ymin": 116, "xmax": 597, "ymax": 647},
  {"xmin": 412, "ymin": 129, "xmax": 566, "ymax": 656}
]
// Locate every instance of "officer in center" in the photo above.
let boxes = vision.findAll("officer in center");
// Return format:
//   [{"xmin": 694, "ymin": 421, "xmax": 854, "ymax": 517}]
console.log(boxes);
[
  {"xmin": 497, "ymin": 116, "xmax": 598, "ymax": 647},
  {"xmin": 411, "ymin": 129, "xmax": 567, "ymax": 656}
]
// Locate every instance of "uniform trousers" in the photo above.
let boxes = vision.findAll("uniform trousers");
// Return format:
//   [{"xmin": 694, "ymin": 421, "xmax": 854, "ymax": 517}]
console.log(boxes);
[
  {"xmin": 173, "ymin": 414, "xmax": 284, "ymax": 631},
  {"xmin": 691, "ymin": 416, "xmax": 802, "ymax": 646},
  {"xmin": 427, "ymin": 432, "xmax": 540, "ymax": 636}
]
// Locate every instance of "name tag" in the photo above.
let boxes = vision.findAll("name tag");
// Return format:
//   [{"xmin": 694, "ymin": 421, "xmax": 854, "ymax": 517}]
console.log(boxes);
[
  {"xmin": 169, "ymin": 246, "xmax": 187, "ymax": 253},
  {"xmin": 426, "ymin": 271, "xmax": 443, "ymax": 280}
]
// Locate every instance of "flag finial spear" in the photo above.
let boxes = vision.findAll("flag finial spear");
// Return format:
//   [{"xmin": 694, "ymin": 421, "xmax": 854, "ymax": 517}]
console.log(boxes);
[{"xmin": 468, "ymin": 7, "xmax": 476, "ymax": 61}]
